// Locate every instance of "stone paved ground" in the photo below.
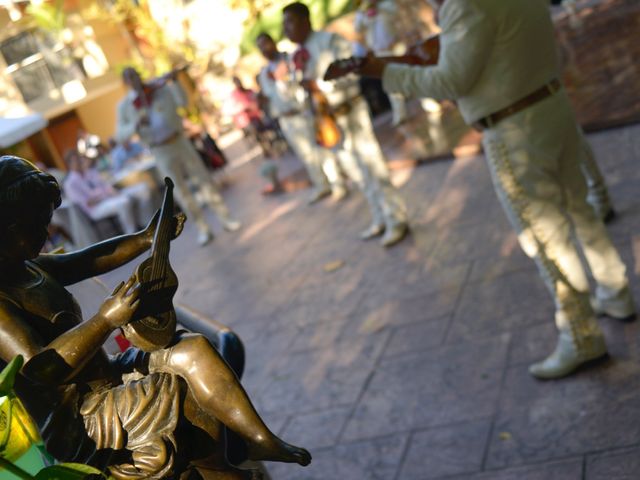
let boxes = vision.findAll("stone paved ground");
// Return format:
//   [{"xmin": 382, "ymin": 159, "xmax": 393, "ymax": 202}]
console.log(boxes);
[{"xmin": 83, "ymin": 106, "xmax": 640, "ymax": 479}]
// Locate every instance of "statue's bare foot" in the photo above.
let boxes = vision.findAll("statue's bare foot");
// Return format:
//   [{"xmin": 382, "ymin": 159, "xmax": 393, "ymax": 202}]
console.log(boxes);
[
  {"xmin": 288, "ymin": 444, "xmax": 311, "ymax": 466},
  {"xmin": 248, "ymin": 437, "xmax": 311, "ymax": 466}
]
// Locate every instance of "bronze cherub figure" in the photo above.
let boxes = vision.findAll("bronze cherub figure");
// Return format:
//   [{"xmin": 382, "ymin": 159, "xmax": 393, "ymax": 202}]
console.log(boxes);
[{"xmin": 0, "ymin": 155, "xmax": 310, "ymax": 479}]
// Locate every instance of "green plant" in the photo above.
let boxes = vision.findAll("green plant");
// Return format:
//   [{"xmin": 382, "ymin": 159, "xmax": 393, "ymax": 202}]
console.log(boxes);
[
  {"xmin": 24, "ymin": 0, "xmax": 66, "ymax": 37},
  {"xmin": 0, "ymin": 356, "xmax": 110, "ymax": 480},
  {"xmin": 233, "ymin": 0, "xmax": 354, "ymax": 54}
]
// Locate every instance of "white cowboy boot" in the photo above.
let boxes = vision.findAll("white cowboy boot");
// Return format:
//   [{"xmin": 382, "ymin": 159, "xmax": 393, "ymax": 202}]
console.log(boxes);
[
  {"xmin": 529, "ymin": 330, "xmax": 607, "ymax": 379},
  {"xmin": 197, "ymin": 229, "xmax": 214, "ymax": 247},
  {"xmin": 591, "ymin": 285, "xmax": 636, "ymax": 322},
  {"xmin": 360, "ymin": 223, "xmax": 385, "ymax": 240}
]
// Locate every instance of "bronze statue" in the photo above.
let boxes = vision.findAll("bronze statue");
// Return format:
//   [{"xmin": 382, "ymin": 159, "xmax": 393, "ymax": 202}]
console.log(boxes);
[{"xmin": 0, "ymin": 155, "xmax": 311, "ymax": 479}]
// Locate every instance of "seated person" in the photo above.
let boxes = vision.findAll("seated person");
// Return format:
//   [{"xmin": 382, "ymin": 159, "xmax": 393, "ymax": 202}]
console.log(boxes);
[
  {"xmin": 0, "ymin": 155, "xmax": 311, "ymax": 479},
  {"xmin": 227, "ymin": 76, "xmax": 265, "ymax": 139},
  {"xmin": 63, "ymin": 149, "xmax": 155, "ymax": 235},
  {"xmin": 107, "ymin": 137, "xmax": 146, "ymax": 173}
]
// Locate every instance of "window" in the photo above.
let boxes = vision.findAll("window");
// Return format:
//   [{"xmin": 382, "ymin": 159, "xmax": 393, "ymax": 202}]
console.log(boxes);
[{"xmin": 1, "ymin": 30, "xmax": 84, "ymax": 104}]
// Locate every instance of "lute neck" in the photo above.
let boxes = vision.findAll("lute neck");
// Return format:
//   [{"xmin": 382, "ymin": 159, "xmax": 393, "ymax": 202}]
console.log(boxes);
[{"xmin": 149, "ymin": 177, "xmax": 175, "ymax": 283}]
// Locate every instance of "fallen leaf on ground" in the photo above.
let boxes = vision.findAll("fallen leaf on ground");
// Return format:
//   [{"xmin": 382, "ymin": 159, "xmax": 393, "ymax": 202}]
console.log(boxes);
[{"xmin": 323, "ymin": 260, "xmax": 345, "ymax": 273}]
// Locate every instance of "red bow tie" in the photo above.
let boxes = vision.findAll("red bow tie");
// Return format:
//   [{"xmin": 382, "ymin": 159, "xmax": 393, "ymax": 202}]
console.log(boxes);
[
  {"xmin": 132, "ymin": 86, "xmax": 155, "ymax": 109},
  {"xmin": 292, "ymin": 47, "xmax": 310, "ymax": 71}
]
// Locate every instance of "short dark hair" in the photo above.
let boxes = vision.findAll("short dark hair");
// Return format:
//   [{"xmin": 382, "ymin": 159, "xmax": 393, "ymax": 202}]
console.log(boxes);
[
  {"xmin": 282, "ymin": 2, "xmax": 310, "ymax": 20},
  {"xmin": 0, "ymin": 156, "xmax": 61, "ymax": 226},
  {"xmin": 256, "ymin": 32, "xmax": 273, "ymax": 43}
]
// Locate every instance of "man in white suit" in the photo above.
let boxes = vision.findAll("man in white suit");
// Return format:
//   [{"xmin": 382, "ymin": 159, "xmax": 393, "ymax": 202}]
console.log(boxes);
[
  {"xmin": 116, "ymin": 67, "xmax": 240, "ymax": 246},
  {"xmin": 283, "ymin": 2, "xmax": 409, "ymax": 248},
  {"xmin": 361, "ymin": 0, "xmax": 635, "ymax": 378},
  {"xmin": 256, "ymin": 33, "xmax": 347, "ymax": 204}
]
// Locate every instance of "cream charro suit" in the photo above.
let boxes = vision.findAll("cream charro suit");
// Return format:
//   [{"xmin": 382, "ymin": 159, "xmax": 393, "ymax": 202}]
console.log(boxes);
[
  {"xmin": 258, "ymin": 55, "xmax": 344, "ymax": 196},
  {"xmin": 300, "ymin": 30, "xmax": 408, "ymax": 234},
  {"xmin": 116, "ymin": 82, "xmax": 237, "ymax": 239},
  {"xmin": 382, "ymin": 0, "xmax": 634, "ymax": 378},
  {"xmin": 354, "ymin": 0, "xmax": 408, "ymax": 126}
]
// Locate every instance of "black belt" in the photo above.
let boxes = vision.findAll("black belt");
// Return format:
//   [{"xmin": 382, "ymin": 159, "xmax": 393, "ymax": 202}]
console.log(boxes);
[{"xmin": 472, "ymin": 79, "xmax": 561, "ymax": 131}]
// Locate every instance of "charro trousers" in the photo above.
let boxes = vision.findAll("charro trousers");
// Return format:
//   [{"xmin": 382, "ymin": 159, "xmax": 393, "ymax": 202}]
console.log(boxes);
[
  {"xmin": 151, "ymin": 136, "xmax": 232, "ymax": 234},
  {"xmin": 334, "ymin": 98, "xmax": 407, "ymax": 229},
  {"xmin": 279, "ymin": 114, "xmax": 344, "ymax": 192},
  {"xmin": 482, "ymin": 89, "xmax": 628, "ymax": 338}
]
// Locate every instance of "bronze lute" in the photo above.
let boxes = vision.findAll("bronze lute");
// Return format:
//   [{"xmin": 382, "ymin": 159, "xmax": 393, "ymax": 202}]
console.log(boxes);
[{"xmin": 122, "ymin": 177, "xmax": 178, "ymax": 351}]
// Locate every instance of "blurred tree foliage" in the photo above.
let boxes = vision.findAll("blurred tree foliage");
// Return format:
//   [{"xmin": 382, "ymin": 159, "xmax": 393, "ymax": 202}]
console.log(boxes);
[
  {"xmin": 23, "ymin": 0, "xmax": 66, "ymax": 36},
  {"xmin": 84, "ymin": 0, "xmax": 184, "ymax": 78},
  {"xmin": 231, "ymin": 0, "xmax": 354, "ymax": 54}
]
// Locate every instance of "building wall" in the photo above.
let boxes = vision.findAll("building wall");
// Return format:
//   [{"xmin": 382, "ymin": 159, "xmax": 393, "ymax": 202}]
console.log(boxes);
[
  {"xmin": 0, "ymin": 4, "xmax": 135, "ymax": 163},
  {"xmin": 76, "ymin": 82, "xmax": 127, "ymax": 141},
  {"xmin": 88, "ymin": 19, "xmax": 132, "ymax": 71}
]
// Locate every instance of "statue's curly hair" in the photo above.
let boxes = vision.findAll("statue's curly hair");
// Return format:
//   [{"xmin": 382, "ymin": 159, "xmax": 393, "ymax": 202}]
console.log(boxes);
[{"xmin": 0, "ymin": 155, "xmax": 61, "ymax": 227}]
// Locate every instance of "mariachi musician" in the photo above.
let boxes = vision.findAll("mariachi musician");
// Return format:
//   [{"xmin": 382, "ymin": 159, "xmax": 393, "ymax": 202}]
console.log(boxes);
[
  {"xmin": 115, "ymin": 66, "xmax": 241, "ymax": 247},
  {"xmin": 256, "ymin": 33, "xmax": 347, "ymax": 204},
  {"xmin": 282, "ymin": 2, "xmax": 409, "ymax": 247},
  {"xmin": 355, "ymin": 0, "xmax": 636, "ymax": 378}
]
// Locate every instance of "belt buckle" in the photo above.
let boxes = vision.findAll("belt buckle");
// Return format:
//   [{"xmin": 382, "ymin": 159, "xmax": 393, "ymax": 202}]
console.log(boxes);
[{"xmin": 547, "ymin": 79, "xmax": 560, "ymax": 95}]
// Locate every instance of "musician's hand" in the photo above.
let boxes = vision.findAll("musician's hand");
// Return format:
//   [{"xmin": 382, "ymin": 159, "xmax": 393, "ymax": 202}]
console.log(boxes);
[
  {"xmin": 356, "ymin": 56, "xmax": 387, "ymax": 79},
  {"xmin": 99, "ymin": 275, "xmax": 141, "ymax": 329},
  {"xmin": 143, "ymin": 210, "xmax": 187, "ymax": 245}
]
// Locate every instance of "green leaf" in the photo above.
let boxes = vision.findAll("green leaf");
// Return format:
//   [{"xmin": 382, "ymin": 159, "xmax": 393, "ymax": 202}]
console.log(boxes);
[
  {"xmin": 34, "ymin": 463, "xmax": 106, "ymax": 480},
  {"xmin": 0, "ymin": 356, "xmax": 24, "ymax": 396}
]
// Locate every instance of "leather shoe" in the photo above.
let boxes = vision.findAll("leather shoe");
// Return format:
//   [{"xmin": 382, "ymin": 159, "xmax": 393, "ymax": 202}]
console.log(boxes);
[
  {"xmin": 331, "ymin": 186, "xmax": 348, "ymax": 201},
  {"xmin": 360, "ymin": 224, "xmax": 385, "ymax": 240},
  {"xmin": 197, "ymin": 230, "xmax": 213, "ymax": 246},
  {"xmin": 308, "ymin": 189, "xmax": 331, "ymax": 205},
  {"xmin": 380, "ymin": 223, "xmax": 409, "ymax": 248},
  {"xmin": 223, "ymin": 219, "xmax": 242, "ymax": 232}
]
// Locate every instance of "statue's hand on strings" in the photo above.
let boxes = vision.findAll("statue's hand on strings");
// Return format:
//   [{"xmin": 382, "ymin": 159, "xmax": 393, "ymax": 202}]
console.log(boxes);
[
  {"xmin": 99, "ymin": 275, "xmax": 141, "ymax": 329},
  {"xmin": 143, "ymin": 209, "xmax": 186, "ymax": 246}
]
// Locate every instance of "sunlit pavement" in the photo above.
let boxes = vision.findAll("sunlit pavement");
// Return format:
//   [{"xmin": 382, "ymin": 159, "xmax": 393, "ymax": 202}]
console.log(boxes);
[{"xmin": 84, "ymin": 105, "xmax": 640, "ymax": 479}]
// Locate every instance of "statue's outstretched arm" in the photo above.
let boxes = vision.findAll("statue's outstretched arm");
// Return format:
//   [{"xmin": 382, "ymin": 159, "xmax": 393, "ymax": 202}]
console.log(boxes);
[
  {"xmin": 37, "ymin": 212, "xmax": 185, "ymax": 286},
  {"xmin": 36, "ymin": 231, "xmax": 152, "ymax": 286}
]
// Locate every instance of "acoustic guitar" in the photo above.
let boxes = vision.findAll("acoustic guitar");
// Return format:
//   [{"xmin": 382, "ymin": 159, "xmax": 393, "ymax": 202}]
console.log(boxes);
[
  {"xmin": 303, "ymin": 79, "xmax": 342, "ymax": 149},
  {"xmin": 122, "ymin": 177, "xmax": 178, "ymax": 351},
  {"xmin": 324, "ymin": 35, "xmax": 441, "ymax": 81}
]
